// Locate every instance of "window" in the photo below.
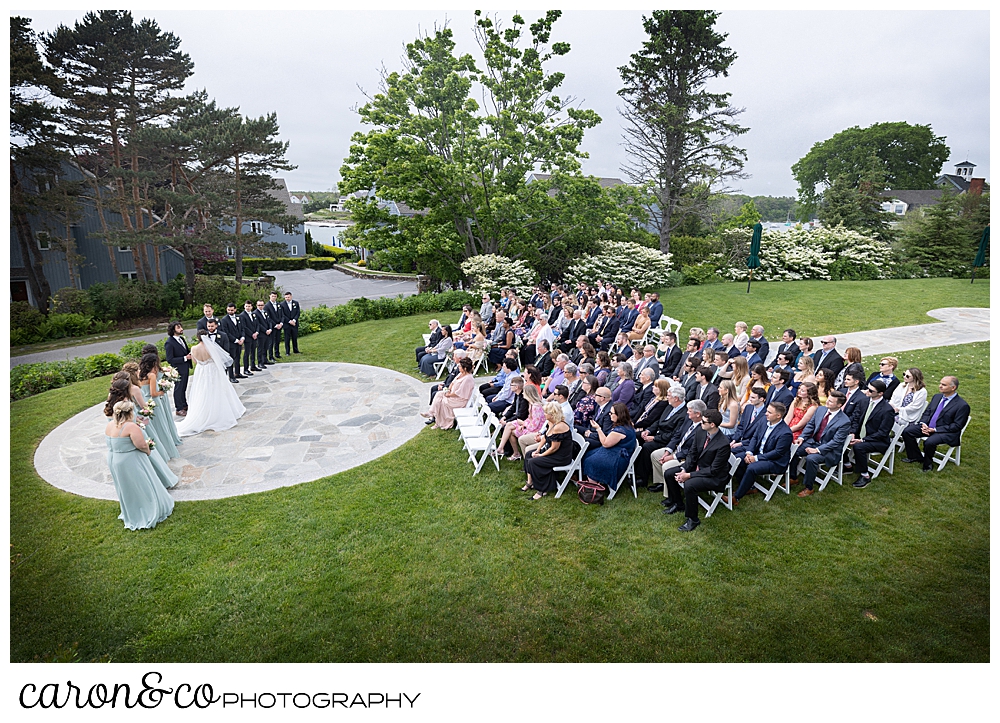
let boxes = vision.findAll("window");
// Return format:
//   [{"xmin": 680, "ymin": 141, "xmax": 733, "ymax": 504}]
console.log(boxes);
[
  {"xmin": 120, "ymin": 271, "xmax": 137, "ymax": 280},
  {"xmin": 117, "ymin": 246, "xmax": 130, "ymax": 253},
  {"xmin": 290, "ymin": 246, "xmax": 298, "ymax": 256},
  {"xmin": 226, "ymin": 246, "xmax": 235, "ymax": 257},
  {"xmin": 36, "ymin": 232, "xmax": 51, "ymax": 251},
  {"xmin": 895, "ymin": 204, "xmax": 905, "ymax": 215},
  {"xmin": 283, "ymin": 224, "xmax": 295, "ymax": 235},
  {"xmin": 249, "ymin": 221, "xmax": 263, "ymax": 234}
]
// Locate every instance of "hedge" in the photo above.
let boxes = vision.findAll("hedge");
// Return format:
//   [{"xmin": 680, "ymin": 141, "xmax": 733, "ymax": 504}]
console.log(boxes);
[{"xmin": 200, "ymin": 256, "xmax": 350, "ymax": 275}]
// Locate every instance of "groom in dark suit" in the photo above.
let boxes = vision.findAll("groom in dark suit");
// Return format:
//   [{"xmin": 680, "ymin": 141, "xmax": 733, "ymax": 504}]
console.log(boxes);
[
  {"xmin": 164, "ymin": 321, "xmax": 192, "ymax": 416},
  {"xmin": 204, "ymin": 317, "xmax": 237, "ymax": 383}
]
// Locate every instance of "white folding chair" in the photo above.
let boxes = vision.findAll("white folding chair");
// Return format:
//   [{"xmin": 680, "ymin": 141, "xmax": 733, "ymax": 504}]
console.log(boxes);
[
  {"xmin": 817, "ymin": 434, "xmax": 854, "ymax": 491},
  {"xmin": 464, "ymin": 413, "xmax": 501, "ymax": 475},
  {"xmin": 457, "ymin": 402, "xmax": 489, "ymax": 441},
  {"xmin": 433, "ymin": 352, "xmax": 454, "ymax": 380},
  {"xmin": 868, "ymin": 421, "xmax": 904, "ymax": 480},
  {"xmin": 928, "ymin": 415, "xmax": 970, "ymax": 471},
  {"xmin": 554, "ymin": 430, "xmax": 590, "ymax": 499},
  {"xmin": 422, "ymin": 333, "xmax": 432, "ymax": 346},
  {"xmin": 754, "ymin": 465, "xmax": 791, "ymax": 501},
  {"xmin": 454, "ymin": 390, "xmax": 484, "ymax": 421},
  {"xmin": 675, "ymin": 453, "xmax": 739, "ymax": 517},
  {"xmin": 607, "ymin": 444, "xmax": 642, "ymax": 500}
]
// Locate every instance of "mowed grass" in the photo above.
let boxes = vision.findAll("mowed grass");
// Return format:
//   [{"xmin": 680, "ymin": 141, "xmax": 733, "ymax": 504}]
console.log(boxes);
[{"xmin": 9, "ymin": 280, "xmax": 990, "ymax": 662}]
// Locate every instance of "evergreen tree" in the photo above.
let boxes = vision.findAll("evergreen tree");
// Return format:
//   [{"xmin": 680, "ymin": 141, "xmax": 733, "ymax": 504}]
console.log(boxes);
[{"xmin": 902, "ymin": 192, "xmax": 967, "ymax": 277}]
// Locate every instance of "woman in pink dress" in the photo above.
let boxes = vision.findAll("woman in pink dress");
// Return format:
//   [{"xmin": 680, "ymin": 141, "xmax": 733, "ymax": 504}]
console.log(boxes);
[{"xmin": 428, "ymin": 357, "xmax": 476, "ymax": 430}]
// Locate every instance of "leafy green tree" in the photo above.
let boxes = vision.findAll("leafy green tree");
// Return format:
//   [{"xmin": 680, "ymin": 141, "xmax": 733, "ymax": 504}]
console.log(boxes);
[
  {"xmin": 617, "ymin": 10, "xmax": 748, "ymax": 256},
  {"xmin": 340, "ymin": 11, "xmax": 601, "ymax": 279},
  {"xmin": 792, "ymin": 121, "xmax": 950, "ymax": 218},
  {"xmin": 717, "ymin": 199, "xmax": 761, "ymax": 231},
  {"xmin": 901, "ymin": 192, "xmax": 968, "ymax": 276}
]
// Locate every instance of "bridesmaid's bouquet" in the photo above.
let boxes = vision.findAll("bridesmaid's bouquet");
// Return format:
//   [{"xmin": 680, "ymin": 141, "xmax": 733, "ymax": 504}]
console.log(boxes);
[
  {"xmin": 160, "ymin": 365, "xmax": 180, "ymax": 392},
  {"xmin": 147, "ymin": 439, "xmax": 156, "ymax": 452},
  {"xmin": 138, "ymin": 402, "xmax": 155, "ymax": 421}
]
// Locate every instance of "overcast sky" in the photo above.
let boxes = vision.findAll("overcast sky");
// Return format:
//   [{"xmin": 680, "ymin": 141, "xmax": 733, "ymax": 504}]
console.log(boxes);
[{"xmin": 17, "ymin": 8, "xmax": 990, "ymax": 197}]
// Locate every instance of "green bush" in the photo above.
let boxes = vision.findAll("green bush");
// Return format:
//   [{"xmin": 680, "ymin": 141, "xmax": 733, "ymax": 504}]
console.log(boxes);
[
  {"xmin": 670, "ymin": 235, "xmax": 723, "ymax": 269},
  {"xmin": 828, "ymin": 258, "xmax": 881, "ymax": 281},
  {"xmin": 681, "ymin": 262, "xmax": 724, "ymax": 286},
  {"xmin": 10, "ymin": 359, "xmax": 90, "ymax": 400},
  {"xmin": 306, "ymin": 258, "xmax": 339, "ymax": 270},
  {"xmin": 39, "ymin": 313, "xmax": 93, "ymax": 339},
  {"xmin": 51, "ymin": 287, "xmax": 94, "ymax": 316},
  {"xmin": 298, "ymin": 291, "xmax": 476, "ymax": 336},
  {"xmin": 201, "ymin": 257, "xmax": 309, "ymax": 275},
  {"xmin": 85, "ymin": 353, "xmax": 124, "ymax": 377},
  {"xmin": 11, "ymin": 301, "xmax": 46, "ymax": 337},
  {"xmin": 87, "ymin": 280, "xmax": 183, "ymax": 322},
  {"xmin": 119, "ymin": 339, "xmax": 167, "ymax": 362}
]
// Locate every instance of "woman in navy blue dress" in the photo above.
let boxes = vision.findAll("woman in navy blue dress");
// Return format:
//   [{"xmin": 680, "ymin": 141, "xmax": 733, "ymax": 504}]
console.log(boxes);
[{"xmin": 582, "ymin": 403, "xmax": 637, "ymax": 492}]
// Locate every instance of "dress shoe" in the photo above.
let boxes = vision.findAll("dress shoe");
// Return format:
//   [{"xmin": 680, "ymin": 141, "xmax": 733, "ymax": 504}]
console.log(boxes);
[
  {"xmin": 244, "ymin": 371, "xmax": 254, "ymax": 376},
  {"xmin": 662, "ymin": 503, "xmax": 683, "ymax": 515},
  {"xmin": 902, "ymin": 457, "xmax": 922, "ymax": 464},
  {"xmin": 797, "ymin": 488, "xmax": 813, "ymax": 497},
  {"xmin": 230, "ymin": 378, "xmax": 239, "ymax": 383},
  {"xmin": 235, "ymin": 374, "xmax": 247, "ymax": 379},
  {"xmin": 251, "ymin": 367, "xmax": 262, "ymax": 372},
  {"xmin": 721, "ymin": 494, "xmax": 738, "ymax": 506},
  {"xmin": 788, "ymin": 477, "xmax": 800, "ymax": 486},
  {"xmin": 921, "ymin": 466, "xmax": 933, "ymax": 473},
  {"xmin": 293, "ymin": 350, "xmax": 302, "ymax": 354},
  {"xmin": 647, "ymin": 483, "xmax": 664, "ymax": 493},
  {"xmin": 852, "ymin": 475, "xmax": 871, "ymax": 488},
  {"xmin": 176, "ymin": 409, "xmax": 187, "ymax": 417},
  {"xmin": 660, "ymin": 498, "xmax": 672, "ymax": 507},
  {"xmin": 275, "ymin": 354, "xmax": 282, "ymax": 359},
  {"xmin": 678, "ymin": 518, "xmax": 700, "ymax": 532}
]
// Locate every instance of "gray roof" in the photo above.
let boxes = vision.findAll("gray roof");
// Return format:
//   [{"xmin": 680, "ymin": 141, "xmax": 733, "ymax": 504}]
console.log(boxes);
[
  {"xmin": 268, "ymin": 178, "xmax": 304, "ymax": 220},
  {"xmin": 955, "ymin": 161, "xmax": 976, "ymax": 168},
  {"xmin": 880, "ymin": 189, "xmax": 945, "ymax": 207},
  {"xmin": 935, "ymin": 174, "xmax": 970, "ymax": 192}
]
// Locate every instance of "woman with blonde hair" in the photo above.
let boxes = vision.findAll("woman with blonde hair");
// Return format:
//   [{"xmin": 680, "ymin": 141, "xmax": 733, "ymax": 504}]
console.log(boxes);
[
  {"xmin": 521, "ymin": 402, "xmax": 574, "ymax": 499},
  {"xmin": 792, "ymin": 354, "xmax": 816, "ymax": 394},
  {"xmin": 688, "ymin": 327, "xmax": 707, "ymax": 351},
  {"xmin": 627, "ymin": 305, "xmax": 652, "ymax": 342},
  {"xmin": 733, "ymin": 321, "xmax": 749, "ymax": 352},
  {"xmin": 104, "ymin": 400, "xmax": 175, "ymax": 530},
  {"xmin": 717, "ymin": 379, "xmax": 741, "ymax": 437},
  {"xmin": 785, "ymin": 381, "xmax": 820, "ymax": 442},
  {"xmin": 730, "ymin": 355, "xmax": 750, "ymax": 401},
  {"xmin": 497, "ymin": 383, "xmax": 546, "ymax": 461}
]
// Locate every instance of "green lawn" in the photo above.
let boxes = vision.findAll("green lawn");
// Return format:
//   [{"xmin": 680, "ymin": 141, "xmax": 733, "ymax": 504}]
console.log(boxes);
[{"xmin": 9, "ymin": 280, "xmax": 990, "ymax": 662}]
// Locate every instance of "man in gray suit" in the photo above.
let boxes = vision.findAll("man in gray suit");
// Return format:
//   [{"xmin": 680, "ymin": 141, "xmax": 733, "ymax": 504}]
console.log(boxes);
[{"xmin": 791, "ymin": 390, "xmax": 852, "ymax": 496}]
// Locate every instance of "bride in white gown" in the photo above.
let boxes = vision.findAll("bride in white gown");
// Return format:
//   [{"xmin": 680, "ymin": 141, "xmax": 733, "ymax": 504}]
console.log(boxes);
[{"xmin": 175, "ymin": 329, "xmax": 246, "ymax": 437}]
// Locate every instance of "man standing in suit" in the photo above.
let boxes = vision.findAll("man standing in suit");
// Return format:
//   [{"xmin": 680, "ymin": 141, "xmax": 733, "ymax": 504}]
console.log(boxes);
[
  {"xmin": 659, "ymin": 332, "xmax": 682, "ymax": 378},
  {"xmin": 265, "ymin": 292, "xmax": 285, "ymax": 360},
  {"xmin": 203, "ymin": 317, "xmax": 237, "ymax": 383},
  {"xmin": 164, "ymin": 321, "xmax": 192, "ymax": 416},
  {"xmin": 647, "ymin": 293, "xmax": 663, "ymax": 328},
  {"xmin": 220, "ymin": 303, "xmax": 247, "ymax": 379},
  {"xmin": 732, "ymin": 401, "xmax": 793, "ymax": 503},
  {"xmin": 850, "ymin": 379, "xmax": 896, "ymax": 488},
  {"xmin": 634, "ymin": 386, "xmax": 687, "ymax": 488},
  {"xmin": 901, "ymin": 376, "xmax": 971, "ymax": 473},
  {"xmin": 240, "ymin": 300, "xmax": 261, "ymax": 374},
  {"xmin": 195, "ymin": 303, "xmax": 214, "ymax": 333},
  {"xmin": 791, "ymin": 391, "xmax": 852, "ymax": 496},
  {"xmin": 254, "ymin": 299, "xmax": 274, "ymax": 367},
  {"xmin": 282, "ymin": 291, "xmax": 301, "ymax": 354},
  {"xmin": 813, "ymin": 336, "xmax": 845, "ymax": 379},
  {"xmin": 663, "ymin": 409, "xmax": 731, "ymax": 531}
]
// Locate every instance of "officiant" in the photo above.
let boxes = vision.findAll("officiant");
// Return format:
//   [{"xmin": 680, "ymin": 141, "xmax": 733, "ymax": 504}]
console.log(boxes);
[{"xmin": 165, "ymin": 321, "xmax": 192, "ymax": 416}]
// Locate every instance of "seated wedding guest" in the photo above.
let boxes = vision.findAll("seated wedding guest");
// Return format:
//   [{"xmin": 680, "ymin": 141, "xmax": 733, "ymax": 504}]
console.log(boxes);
[
  {"xmin": 633, "ymin": 386, "xmax": 688, "ymax": 487},
  {"xmin": 840, "ymin": 368, "xmax": 868, "ymax": 432},
  {"xmin": 482, "ymin": 356, "xmax": 520, "ymax": 401},
  {"xmin": 533, "ymin": 339, "xmax": 555, "ymax": 377},
  {"xmin": 579, "ymin": 342, "xmax": 597, "ymax": 370},
  {"xmin": 632, "ymin": 343, "xmax": 660, "ymax": 382},
  {"xmin": 551, "ymin": 384, "xmax": 574, "ymax": 424},
  {"xmin": 835, "ymin": 346, "xmax": 864, "ymax": 388},
  {"xmin": 567, "ymin": 334, "xmax": 587, "ymax": 364},
  {"xmin": 792, "ymin": 354, "xmax": 816, "ymax": 393},
  {"xmin": 456, "ymin": 304, "xmax": 472, "ymax": 331},
  {"xmin": 740, "ymin": 363, "xmax": 770, "ymax": 410},
  {"xmin": 717, "ymin": 379, "xmax": 741, "ymax": 438},
  {"xmin": 497, "ymin": 383, "xmax": 546, "ymax": 461},
  {"xmin": 662, "ymin": 409, "xmax": 729, "ymax": 532},
  {"xmin": 633, "ymin": 377, "xmax": 671, "ymax": 431},
  {"xmin": 709, "ymin": 350, "xmax": 731, "ymax": 384},
  {"xmin": 104, "ymin": 400, "xmax": 175, "ymax": 530},
  {"xmin": 465, "ymin": 318, "xmax": 488, "ymax": 367},
  {"xmin": 523, "ymin": 365, "xmax": 543, "ymax": 395},
  {"xmin": 429, "ymin": 349, "xmax": 467, "ymax": 407},
  {"xmin": 769, "ymin": 350, "xmax": 796, "ymax": 376},
  {"xmin": 679, "ymin": 356, "xmax": 702, "ymax": 401},
  {"xmin": 750, "ymin": 325, "xmax": 770, "ymax": 364},
  {"xmin": 647, "ymin": 293, "xmax": 663, "ymax": 327},
  {"xmin": 814, "ymin": 368, "xmax": 835, "ymax": 406},
  {"xmin": 730, "ymin": 386, "xmax": 768, "ymax": 453},
  {"xmin": 813, "ymin": 335, "xmax": 845, "ymax": 379},
  {"xmin": 619, "ymin": 298, "xmax": 639, "ymax": 334},
  {"xmin": 627, "ymin": 305, "xmax": 652, "ymax": 342},
  {"xmin": 521, "ymin": 309, "xmax": 555, "ymax": 366},
  {"xmin": 580, "ymin": 386, "xmax": 613, "ymax": 440},
  {"xmin": 562, "ymin": 363, "xmax": 584, "ymax": 406},
  {"xmin": 648, "ymin": 399, "xmax": 707, "ymax": 493},
  {"xmin": 487, "ymin": 315, "xmax": 516, "ymax": 369},
  {"xmin": 790, "ymin": 391, "xmax": 852, "ymax": 496},
  {"xmin": 520, "ymin": 402, "xmax": 574, "ymax": 500},
  {"xmin": 721, "ymin": 333, "xmax": 740, "ymax": 359},
  {"xmin": 868, "ymin": 356, "xmax": 901, "ymax": 400},
  {"xmin": 595, "ymin": 351, "xmax": 613, "ymax": 387},
  {"xmin": 744, "ymin": 338, "xmax": 763, "ymax": 368},
  {"xmin": 629, "ymin": 367, "xmax": 657, "ymax": 419},
  {"xmin": 657, "ymin": 332, "xmax": 682, "ymax": 378},
  {"xmin": 544, "ymin": 353, "xmax": 570, "ymax": 395},
  {"xmin": 773, "ymin": 328, "xmax": 798, "ymax": 367},
  {"xmin": 424, "ymin": 357, "xmax": 475, "ymax": 430},
  {"xmin": 765, "ymin": 367, "xmax": 795, "ymax": 410},
  {"xmin": 419, "ymin": 325, "xmax": 454, "ymax": 376},
  {"xmin": 785, "ymin": 381, "xmax": 820, "ymax": 442},
  {"xmin": 479, "ymin": 293, "xmax": 495, "ymax": 326},
  {"xmin": 674, "ymin": 338, "xmax": 701, "ymax": 381},
  {"xmin": 688, "ymin": 327, "xmax": 707, "ymax": 351},
  {"xmin": 589, "ymin": 305, "xmax": 620, "ymax": 351},
  {"xmin": 610, "ymin": 332, "xmax": 633, "ymax": 360},
  {"xmin": 573, "ymin": 375, "xmax": 601, "ymax": 431},
  {"xmin": 797, "ymin": 336, "xmax": 814, "ymax": 362},
  {"xmin": 700, "ymin": 327, "xmax": 721, "ymax": 353},
  {"xmin": 729, "ymin": 355, "xmax": 750, "ymax": 401},
  {"xmin": 582, "ymin": 403, "xmax": 637, "ymax": 494},
  {"xmin": 693, "ymin": 365, "xmax": 720, "ymax": 409},
  {"xmin": 493, "ymin": 375, "xmax": 528, "ymax": 421},
  {"xmin": 901, "ymin": 375, "xmax": 971, "ymax": 473},
  {"xmin": 733, "ymin": 321, "xmax": 749, "ymax": 352},
  {"xmin": 417, "ymin": 319, "xmax": 443, "ymax": 365},
  {"xmin": 889, "ymin": 367, "xmax": 928, "ymax": 426},
  {"xmin": 850, "ymin": 379, "xmax": 897, "ymax": 488},
  {"xmin": 612, "ymin": 362, "xmax": 636, "ymax": 406},
  {"xmin": 729, "ymin": 401, "xmax": 793, "ymax": 505}
]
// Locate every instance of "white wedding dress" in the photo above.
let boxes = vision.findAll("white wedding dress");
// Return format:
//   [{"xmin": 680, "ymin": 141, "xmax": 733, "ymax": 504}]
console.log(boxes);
[{"xmin": 175, "ymin": 336, "xmax": 246, "ymax": 437}]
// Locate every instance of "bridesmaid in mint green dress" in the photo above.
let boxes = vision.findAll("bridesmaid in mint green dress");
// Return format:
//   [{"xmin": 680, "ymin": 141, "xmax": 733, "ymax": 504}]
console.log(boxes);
[
  {"xmin": 120, "ymin": 364, "xmax": 172, "ymax": 466},
  {"xmin": 139, "ymin": 352, "xmax": 182, "ymax": 457},
  {"xmin": 105, "ymin": 378, "xmax": 177, "ymax": 490},
  {"xmin": 104, "ymin": 400, "xmax": 174, "ymax": 530}
]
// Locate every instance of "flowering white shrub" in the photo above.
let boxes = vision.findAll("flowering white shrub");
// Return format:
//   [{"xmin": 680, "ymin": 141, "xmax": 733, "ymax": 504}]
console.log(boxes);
[
  {"xmin": 565, "ymin": 240, "xmax": 672, "ymax": 289},
  {"xmin": 723, "ymin": 225, "xmax": 893, "ymax": 281},
  {"xmin": 461, "ymin": 254, "xmax": 537, "ymax": 298}
]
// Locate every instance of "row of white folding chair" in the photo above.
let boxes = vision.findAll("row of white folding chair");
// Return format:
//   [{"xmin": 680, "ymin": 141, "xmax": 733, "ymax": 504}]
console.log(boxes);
[
  {"xmin": 867, "ymin": 421, "xmax": 905, "ymax": 480},
  {"xmin": 433, "ymin": 353, "xmax": 455, "ymax": 379},
  {"xmin": 461, "ymin": 409, "xmax": 501, "ymax": 475},
  {"xmin": 929, "ymin": 415, "xmax": 971, "ymax": 470},
  {"xmin": 816, "ymin": 434, "xmax": 854, "ymax": 491}
]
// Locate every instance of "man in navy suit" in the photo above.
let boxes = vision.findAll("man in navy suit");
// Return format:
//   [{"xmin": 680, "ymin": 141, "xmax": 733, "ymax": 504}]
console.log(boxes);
[
  {"xmin": 750, "ymin": 325, "xmax": 770, "ymax": 366},
  {"xmin": 732, "ymin": 401, "xmax": 793, "ymax": 502},
  {"xmin": 850, "ymin": 379, "xmax": 897, "ymax": 488},
  {"xmin": 619, "ymin": 300, "xmax": 639, "ymax": 334},
  {"xmin": 901, "ymin": 376, "xmax": 971, "ymax": 473},
  {"xmin": 282, "ymin": 291, "xmax": 301, "ymax": 354},
  {"xmin": 765, "ymin": 367, "xmax": 795, "ymax": 409},
  {"xmin": 164, "ymin": 321, "xmax": 192, "ymax": 416},
  {"xmin": 580, "ymin": 387, "xmax": 614, "ymax": 441},
  {"xmin": 647, "ymin": 293, "xmax": 663, "ymax": 328},
  {"xmin": 663, "ymin": 409, "xmax": 732, "ymax": 531},
  {"xmin": 658, "ymin": 332, "xmax": 682, "ymax": 378},
  {"xmin": 813, "ymin": 336, "xmax": 845, "ymax": 379},
  {"xmin": 791, "ymin": 390, "xmax": 853, "ymax": 496},
  {"xmin": 702, "ymin": 327, "xmax": 724, "ymax": 353},
  {"xmin": 730, "ymin": 386, "xmax": 768, "ymax": 455},
  {"xmin": 743, "ymin": 338, "xmax": 763, "ymax": 369}
]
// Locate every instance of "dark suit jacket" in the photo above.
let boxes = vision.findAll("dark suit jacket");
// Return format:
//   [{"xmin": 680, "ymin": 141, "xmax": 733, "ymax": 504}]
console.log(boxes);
[
  {"xmin": 265, "ymin": 300, "xmax": 285, "ymax": 325},
  {"xmin": 814, "ymin": 349, "xmax": 845, "ymax": 378},
  {"xmin": 582, "ymin": 402, "xmax": 614, "ymax": 441},
  {"xmin": 220, "ymin": 314, "xmax": 244, "ymax": 344},
  {"xmin": 732, "ymin": 404, "xmax": 767, "ymax": 447},
  {"xmin": 769, "ymin": 342, "xmax": 797, "ymax": 369},
  {"xmin": 917, "ymin": 393, "xmax": 971, "ymax": 446},
  {"xmin": 856, "ymin": 399, "xmax": 896, "ymax": 447},
  {"xmin": 567, "ymin": 380, "xmax": 586, "ymax": 407},
  {"xmin": 426, "ymin": 326, "xmax": 444, "ymax": 348},
  {"xmin": 726, "ymin": 345, "xmax": 741, "ymax": 359},
  {"xmin": 674, "ymin": 351, "xmax": 694, "ymax": 379},
  {"xmin": 205, "ymin": 330, "xmax": 231, "ymax": 356},
  {"xmin": 253, "ymin": 308, "xmax": 272, "ymax": 335},
  {"xmin": 647, "ymin": 301, "xmax": 663, "ymax": 327},
  {"xmin": 839, "ymin": 387, "xmax": 867, "ymax": 433},
  {"xmin": 560, "ymin": 319, "xmax": 587, "ymax": 347},
  {"xmin": 620, "ymin": 308, "xmax": 639, "ymax": 333},
  {"xmin": 659, "ymin": 345, "xmax": 682, "ymax": 378},
  {"xmin": 753, "ymin": 338, "xmax": 771, "ymax": 366},
  {"xmin": 585, "ymin": 307, "xmax": 601, "ymax": 329},
  {"xmin": 628, "ymin": 383, "xmax": 655, "ymax": 420},
  {"xmin": 239, "ymin": 310, "xmax": 258, "ymax": 340},
  {"xmin": 534, "ymin": 351, "xmax": 555, "ymax": 377},
  {"xmin": 548, "ymin": 305, "xmax": 563, "ymax": 326},
  {"xmin": 634, "ymin": 398, "xmax": 669, "ymax": 430},
  {"xmin": 798, "ymin": 407, "xmax": 853, "ymax": 463},
  {"xmin": 682, "ymin": 373, "xmax": 700, "ymax": 402},
  {"xmin": 647, "ymin": 402, "xmax": 686, "ymax": 444},
  {"xmin": 746, "ymin": 420, "xmax": 793, "ymax": 470},
  {"xmin": 502, "ymin": 392, "xmax": 530, "ymax": 423},
  {"xmin": 694, "ymin": 382, "xmax": 720, "ymax": 411},
  {"xmin": 682, "ymin": 429, "xmax": 732, "ymax": 488},
  {"xmin": 599, "ymin": 317, "xmax": 620, "ymax": 343},
  {"xmin": 164, "ymin": 335, "xmax": 191, "ymax": 374},
  {"xmin": 282, "ymin": 299, "xmax": 301, "ymax": 324},
  {"xmin": 765, "ymin": 385, "xmax": 794, "ymax": 411},
  {"xmin": 743, "ymin": 351, "xmax": 763, "ymax": 369},
  {"xmin": 196, "ymin": 315, "xmax": 212, "ymax": 333},
  {"xmin": 664, "ymin": 416, "xmax": 695, "ymax": 456}
]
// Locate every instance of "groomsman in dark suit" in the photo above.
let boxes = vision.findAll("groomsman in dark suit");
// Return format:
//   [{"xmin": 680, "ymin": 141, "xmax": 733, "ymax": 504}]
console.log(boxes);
[
  {"xmin": 240, "ymin": 301, "xmax": 261, "ymax": 374},
  {"xmin": 254, "ymin": 300, "xmax": 273, "ymax": 367},
  {"xmin": 282, "ymin": 291, "xmax": 301, "ymax": 354},
  {"xmin": 195, "ymin": 303, "xmax": 214, "ymax": 333},
  {"xmin": 204, "ymin": 317, "xmax": 238, "ymax": 383},
  {"xmin": 164, "ymin": 321, "xmax": 192, "ymax": 416},
  {"xmin": 901, "ymin": 376, "xmax": 971, "ymax": 473},
  {"xmin": 265, "ymin": 291, "xmax": 285, "ymax": 360},
  {"xmin": 220, "ymin": 303, "xmax": 247, "ymax": 379}
]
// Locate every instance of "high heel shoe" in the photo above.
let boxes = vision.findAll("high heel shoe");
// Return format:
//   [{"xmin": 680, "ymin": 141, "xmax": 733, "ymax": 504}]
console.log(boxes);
[
  {"xmin": 520, "ymin": 483, "xmax": 533, "ymax": 492},
  {"xmin": 531, "ymin": 492, "xmax": 546, "ymax": 500}
]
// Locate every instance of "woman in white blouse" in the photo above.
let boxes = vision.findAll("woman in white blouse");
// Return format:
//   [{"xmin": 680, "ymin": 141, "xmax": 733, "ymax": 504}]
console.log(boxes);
[{"xmin": 889, "ymin": 367, "xmax": 928, "ymax": 425}]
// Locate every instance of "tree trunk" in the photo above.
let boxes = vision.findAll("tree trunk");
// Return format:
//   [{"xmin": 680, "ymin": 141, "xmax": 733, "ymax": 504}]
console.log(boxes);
[
  {"xmin": 131, "ymin": 246, "xmax": 145, "ymax": 281},
  {"xmin": 234, "ymin": 152, "xmax": 244, "ymax": 283},
  {"xmin": 659, "ymin": 189, "xmax": 673, "ymax": 257},
  {"xmin": 182, "ymin": 242, "xmax": 196, "ymax": 306},
  {"xmin": 10, "ymin": 163, "xmax": 51, "ymax": 312},
  {"xmin": 153, "ymin": 243, "xmax": 162, "ymax": 283}
]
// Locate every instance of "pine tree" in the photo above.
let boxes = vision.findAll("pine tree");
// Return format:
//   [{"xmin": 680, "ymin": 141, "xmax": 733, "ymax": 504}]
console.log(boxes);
[{"xmin": 903, "ymin": 192, "xmax": 967, "ymax": 277}]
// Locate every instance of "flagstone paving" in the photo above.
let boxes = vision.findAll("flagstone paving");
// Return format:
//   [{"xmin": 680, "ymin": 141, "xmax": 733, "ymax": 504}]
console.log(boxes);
[{"xmin": 35, "ymin": 362, "xmax": 431, "ymax": 502}]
